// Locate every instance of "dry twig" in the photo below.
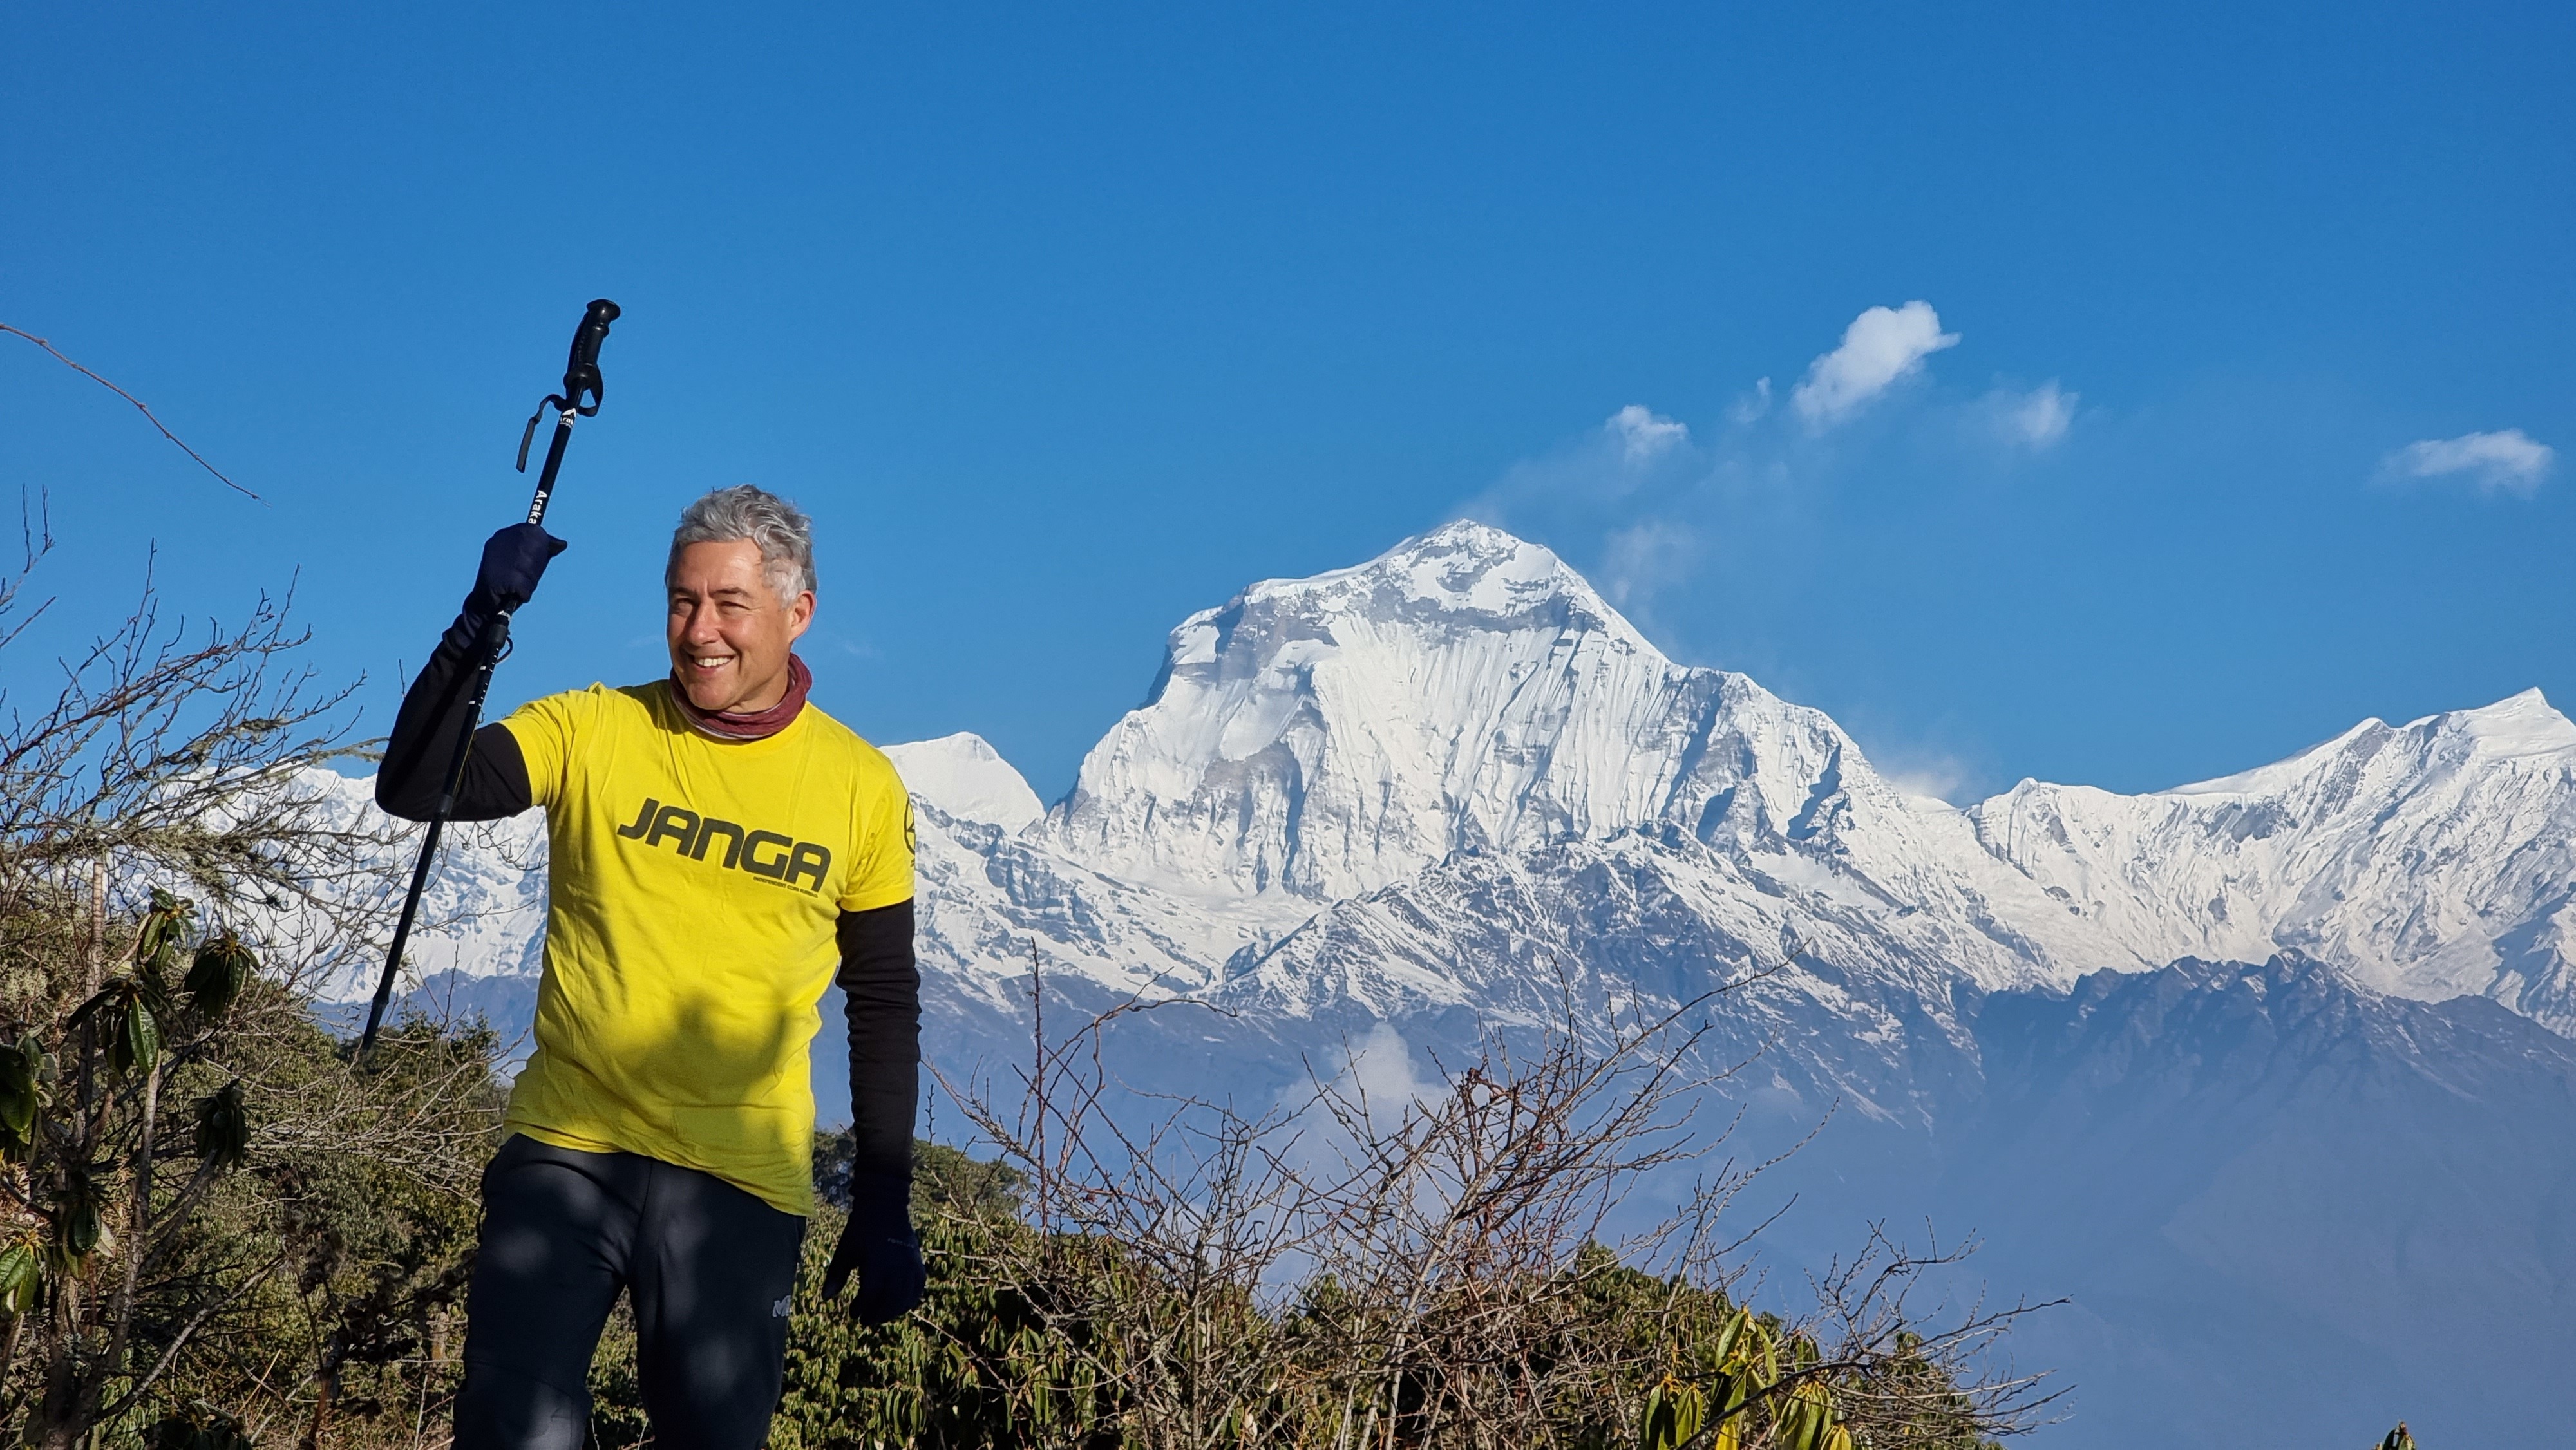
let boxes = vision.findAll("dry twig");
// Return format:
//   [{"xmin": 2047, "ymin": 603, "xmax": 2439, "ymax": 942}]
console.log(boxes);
[{"xmin": 1, "ymin": 323, "xmax": 256, "ymax": 501}]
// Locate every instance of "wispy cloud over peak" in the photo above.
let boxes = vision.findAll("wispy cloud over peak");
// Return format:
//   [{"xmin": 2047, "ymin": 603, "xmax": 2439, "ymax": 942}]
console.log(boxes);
[
  {"xmin": 1456, "ymin": 404, "xmax": 1694, "ymax": 529},
  {"xmin": 1598, "ymin": 518, "xmax": 1698, "ymax": 608},
  {"xmin": 1792, "ymin": 301, "xmax": 1959, "ymax": 428},
  {"xmin": 2000, "ymin": 381, "xmax": 2076, "ymax": 448},
  {"xmin": 1608, "ymin": 404, "xmax": 1689, "ymax": 464},
  {"xmin": 2382, "ymin": 429, "xmax": 2554, "ymax": 497}
]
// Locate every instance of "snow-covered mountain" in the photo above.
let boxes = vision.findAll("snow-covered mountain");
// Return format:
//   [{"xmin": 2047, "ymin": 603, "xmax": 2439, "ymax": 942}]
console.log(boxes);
[
  {"xmin": 893, "ymin": 520, "xmax": 2576, "ymax": 1057},
  {"xmin": 337, "ymin": 519, "xmax": 2576, "ymax": 1445},
  {"xmin": 884, "ymin": 733, "xmax": 1044, "ymax": 834},
  {"xmin": 1044, "ymin": 524, "xmax": 1812, "ymax": 901},
  {"xmin": 1975, "ymin": 690, "xmax": 2576, "ymax": 1031}
]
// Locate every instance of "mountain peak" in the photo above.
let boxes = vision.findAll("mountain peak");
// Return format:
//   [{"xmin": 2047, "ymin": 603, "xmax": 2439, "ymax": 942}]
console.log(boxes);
[
  {"xmin": 1353, "ymin": 517, "xmax": 1592, "ymax": 612},
  {"xmin": 1210, "ymin": 518, "xmax": 1653, "ymax": 660},
  {"xmin": 1040, "ymin": 522, "xmax": 1826, "ymax": 899},
  {"xmin": 2437, "ymin": 688, "xmax": 2575, "ymax": 756},
  {"xmin": 884, "ymin": 732, "xmax": 1045, "ymax": 831}
]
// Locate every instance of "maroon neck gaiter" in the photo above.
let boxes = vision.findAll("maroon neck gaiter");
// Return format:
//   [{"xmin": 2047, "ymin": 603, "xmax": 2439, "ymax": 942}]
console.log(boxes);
[{"xmin": 670, "ymin": 654, "xmax": 812, "ymax": 741}]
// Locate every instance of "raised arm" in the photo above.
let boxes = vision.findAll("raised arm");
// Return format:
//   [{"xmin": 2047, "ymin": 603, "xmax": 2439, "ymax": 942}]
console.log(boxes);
[{"xmin": 375, "ymin": 524, "xmax": 562, "ymax": 822}]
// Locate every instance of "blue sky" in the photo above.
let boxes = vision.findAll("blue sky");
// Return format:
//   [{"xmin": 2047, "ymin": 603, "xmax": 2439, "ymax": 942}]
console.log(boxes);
[{"xmin": 5, "ymin": 3, "xmax": 2570, "ymax": 802}]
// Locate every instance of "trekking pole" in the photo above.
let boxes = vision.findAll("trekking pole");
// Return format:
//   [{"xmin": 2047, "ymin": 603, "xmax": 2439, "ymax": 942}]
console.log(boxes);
[{"xmin": 358, "ymin": 299, "xmax": 620, "ymax": 1059}]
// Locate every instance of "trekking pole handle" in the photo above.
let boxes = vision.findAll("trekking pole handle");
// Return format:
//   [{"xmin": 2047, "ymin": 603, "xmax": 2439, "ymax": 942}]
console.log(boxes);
[
  {"xmin": 562, "ymin": 299, "xmax": 620, "ymax": 415},
  {"xmin": 518, "ymin": 297, "xmax": 620, "ymax": 518}
]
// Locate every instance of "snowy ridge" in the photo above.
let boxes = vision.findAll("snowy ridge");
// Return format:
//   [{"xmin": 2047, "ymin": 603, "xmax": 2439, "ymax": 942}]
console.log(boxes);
[
  {"xmin": 1974, "ymin": 688, "xmax": 2576, "ymax": 1031},
  {"xmin": 1034, "ymin": 523, "xmax": 2109, "ymax": 996},
  {"xmin": 980, "ymin": 520, "xmax": 2576, "ymax": 1039}
]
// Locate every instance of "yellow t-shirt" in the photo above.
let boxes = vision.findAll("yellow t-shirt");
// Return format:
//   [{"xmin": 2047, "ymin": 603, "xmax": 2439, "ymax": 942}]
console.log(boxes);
[{"xmin": 497, "ymin": 681, "xmax": 913, "ymax": 1216}]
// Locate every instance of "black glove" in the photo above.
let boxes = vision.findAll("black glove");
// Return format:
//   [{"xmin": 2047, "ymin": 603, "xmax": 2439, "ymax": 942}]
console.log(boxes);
[
  {"xmin": 823, "ymin": 1175, "xmax": 925, "ymax": 1326},
  {"xmin": 462, "ymin": 523, "xmax": 568, "ymax": 619}
]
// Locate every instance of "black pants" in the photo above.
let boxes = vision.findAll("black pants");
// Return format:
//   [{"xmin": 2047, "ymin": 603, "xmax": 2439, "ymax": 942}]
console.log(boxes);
[{"xmin": 454, "ymin": 1135, "xmax": 809, "ymax": 1450}]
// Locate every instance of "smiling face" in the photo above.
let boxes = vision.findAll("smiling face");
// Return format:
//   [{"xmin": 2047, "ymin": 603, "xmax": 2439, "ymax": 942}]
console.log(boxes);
[{"xmin": 666, "ymin": 539, "xmax": 815, "ymax": 713}]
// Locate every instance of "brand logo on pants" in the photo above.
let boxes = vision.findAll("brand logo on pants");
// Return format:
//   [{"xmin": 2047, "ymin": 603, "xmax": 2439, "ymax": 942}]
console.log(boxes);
[{"xmin": 772, "ymin": 1295, "xmax": 793, "ymax": 1319}]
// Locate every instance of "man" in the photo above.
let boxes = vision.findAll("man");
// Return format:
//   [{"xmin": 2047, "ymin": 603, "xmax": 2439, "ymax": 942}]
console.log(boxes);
[{"xmin": 378, "ymin": 484, "xmax": 925, "ymax": 1450}]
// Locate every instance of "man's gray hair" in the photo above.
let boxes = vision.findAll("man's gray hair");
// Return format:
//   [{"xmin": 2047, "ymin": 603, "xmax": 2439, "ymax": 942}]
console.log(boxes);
[{"xmin": 667, "ymin": 485, "xmax": 817, "ymax": 602}]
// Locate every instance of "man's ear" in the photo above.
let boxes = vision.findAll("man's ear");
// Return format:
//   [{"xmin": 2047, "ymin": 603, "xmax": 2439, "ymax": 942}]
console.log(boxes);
[{"xmin": 786, "ymin": 590, "xmax": 816, "ymax": 641}]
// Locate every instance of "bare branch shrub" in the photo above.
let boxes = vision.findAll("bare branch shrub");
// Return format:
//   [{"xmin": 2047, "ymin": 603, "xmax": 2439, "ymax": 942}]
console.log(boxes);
[
  {"xmin": 0, "ymin": 516, "xmax": 503, "ymax": 1450},
  {"xmin": 1785, "ymin": 1225, "xmax": 2063, "ymax": 1445},
  {"xmin": 864, "ymin": 950, "xmax": 2056, "ymax": 1450}
]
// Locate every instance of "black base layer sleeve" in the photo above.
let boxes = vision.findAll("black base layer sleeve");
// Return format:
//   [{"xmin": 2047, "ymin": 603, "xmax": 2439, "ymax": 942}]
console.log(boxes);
[
  {"xmin": 836, "ymin": 901, "xmax": 921, "ymax": 1196},
  {"xmin": 377, "ymin": 616, "xmax": 535, "ymax": 822}
]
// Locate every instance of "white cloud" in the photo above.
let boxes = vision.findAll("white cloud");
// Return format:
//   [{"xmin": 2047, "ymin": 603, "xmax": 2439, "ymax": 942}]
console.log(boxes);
[
  {"xmin": 1278, "ymin": 1022, "xmax": 1441, "ymax": 1177},
  {"xmin": 1792, "ymin": 301, "xmax": 1960, "ymax": 428},
  {"xmin": 1728, "ymin": 377, "xmax": 1773, "ymax": 424},
  {"xmin": 1609, "ymin": 404, "xmax": 1689, "ymax": 464},
  {"xmin": 2000, "ymin": 381, "xmax": 2076, "ymax": 448},
  {"xmin": 1599, "ymin": 518, "xmax": 1698, "ymax": 608},
  {"xmin": 1882, "ymin": 762, "xmax": 1968, "ymax": 805},
  {"xmin": 1454, "ymin": 405, "xmax": 1694, "ymax": 528},
  {"xmin": 1859, "ymin": 735, "xmax": 1982, "ymax": 805},
  {"xmin": 1340, "ymin": 1022, "xmax": 1437, "ymax": 1108},
  {"xmin": 2381, "ymin": 429, "xmax": 2554, "ymax": 498}
]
